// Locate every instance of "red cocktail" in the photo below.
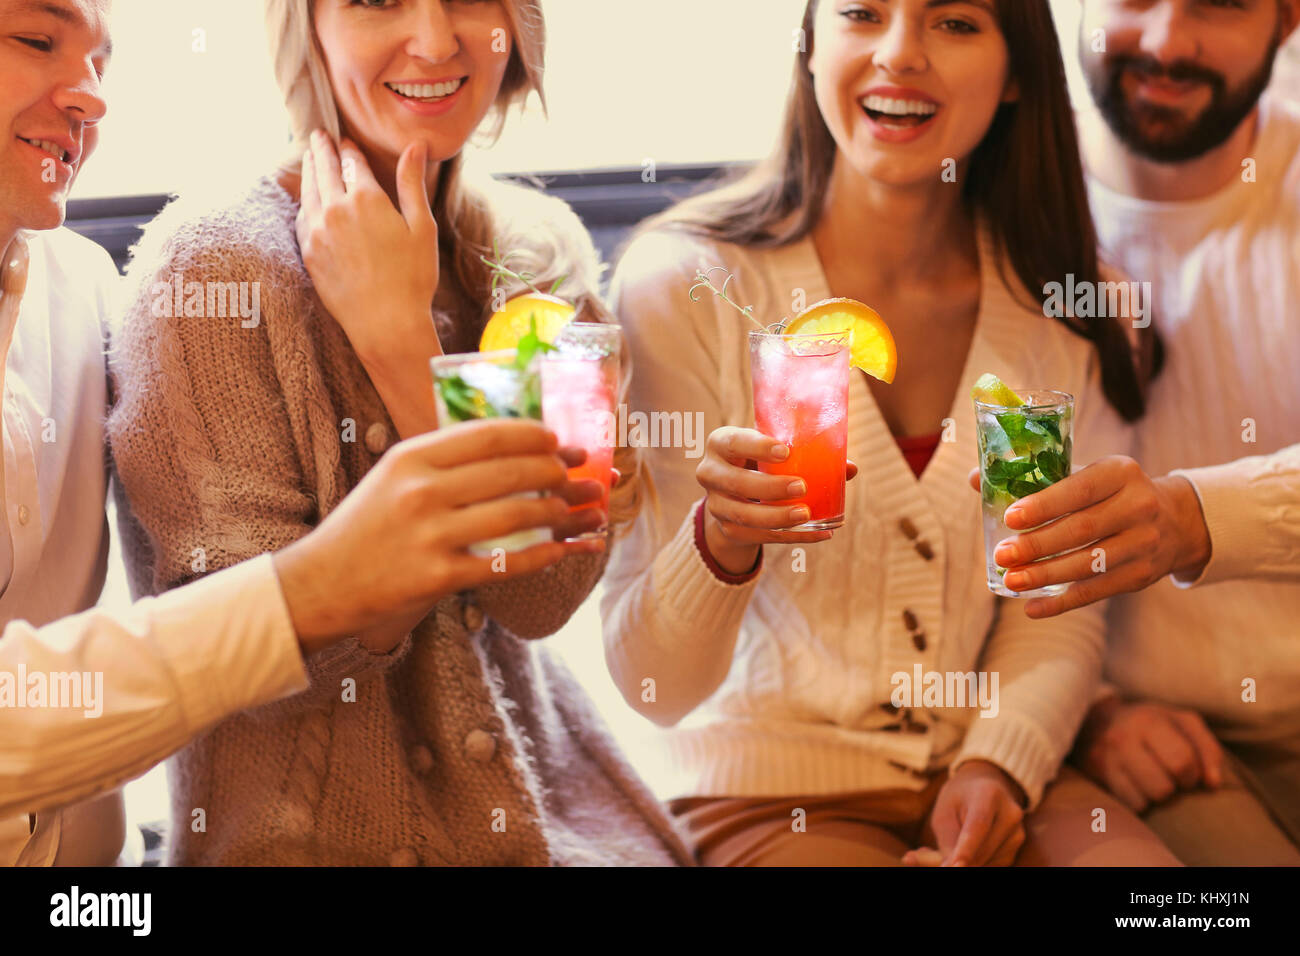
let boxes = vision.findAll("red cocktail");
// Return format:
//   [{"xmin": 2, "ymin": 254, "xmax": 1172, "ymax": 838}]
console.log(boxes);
[{"xmin": 748, "ymin": 328, "xmax": 850, "ymax": 531}]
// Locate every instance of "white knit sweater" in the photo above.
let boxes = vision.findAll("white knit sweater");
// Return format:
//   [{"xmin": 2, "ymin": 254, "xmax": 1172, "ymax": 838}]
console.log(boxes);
[
  {"xmin": 1090, "ymin": 95, "xmax": 1300, "ymax": 743},
  {"xmin": 602, "ymin": 225, "xmax": 1132, "ymax": 809}
]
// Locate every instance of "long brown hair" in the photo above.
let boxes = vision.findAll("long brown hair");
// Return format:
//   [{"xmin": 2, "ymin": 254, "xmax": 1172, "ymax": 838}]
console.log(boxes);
[{"xmin": 643, "ymin": 0, "xmax": 1160, "ymax": 421}]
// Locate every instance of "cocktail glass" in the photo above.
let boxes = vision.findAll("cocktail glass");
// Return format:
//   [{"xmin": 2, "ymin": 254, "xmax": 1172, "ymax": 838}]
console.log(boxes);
[
  {"xmin": 431, "ymin": 349, "xmax": 551, "ymax": 556},
  {"xmin": 974, "ymin": 389, "xmax": 1074, "ymax": 598},
  {"xmin": 541, "ymin": 322, "xmax": 621, "ymax": 540},
  {"xmin": 748, "ymin": 328, "xmax": 851, "ymax": 532}
]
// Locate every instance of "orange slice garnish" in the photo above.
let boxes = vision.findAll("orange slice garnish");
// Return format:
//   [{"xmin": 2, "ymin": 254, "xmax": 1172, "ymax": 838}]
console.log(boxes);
[
  {"xmin": 783, "ymin": 297, "xmax": 897, "ymax": 384},
  {"xmin": 479, "ymin": 292, "xmax": 576, "ymax": 352}
]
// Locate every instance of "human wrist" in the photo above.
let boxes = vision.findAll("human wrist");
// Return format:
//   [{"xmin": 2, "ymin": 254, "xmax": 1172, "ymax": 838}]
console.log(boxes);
[
  {"xmin": 351, "ymin": 306, "xmax": 440, "ymax": 373},
  {"xmin": 1078, "ymin": 693, "xmax": 1123, "ymax": 749},
  {"xmin": 702, "ymin": 507, "xmax": 761, "ymax": 576},
  {"xmin": 1159, "ymin": 474, "xmax": 1211, "ymax": 579},
  {"xmin": 272, "ymin": 537, "xmax": 351, "ymax": 655},
  {"xmin": 957, "ymin": 758, "xmax": 1027, "ymax": 808}
]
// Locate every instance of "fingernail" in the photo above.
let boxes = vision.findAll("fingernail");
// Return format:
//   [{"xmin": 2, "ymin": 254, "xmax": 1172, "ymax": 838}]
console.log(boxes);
[
  {"xmin": 995, "ymin": 539, "xmax": 1019, "ymax": 563},
  {"xmin": 771, "ymin": 444, "xmax": 789, "ymax": 461},
  {"xmin": 1004, "ymin": 506, "xmax": 1022, "ymax": 527},
  {"xmin": 1004, "ymin": 572, "xmax": 1028, "ymax": 590},
  {"xmin": 790, "ymin": 506, "xmax": 810, "ymax": 523},
  {"xmin": 787, "ymin": 479, "xmax": 806, "ymax": 497}
]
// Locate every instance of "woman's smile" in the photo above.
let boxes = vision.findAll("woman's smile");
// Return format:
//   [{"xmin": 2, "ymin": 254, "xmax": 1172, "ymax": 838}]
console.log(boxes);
[
  {"xmin": 384, "ymin": 75, "xmax": 468, "ymax": 116},
  {"xmin": 858, "ymin": 84, "xmax": 942, "ymax": 143}
]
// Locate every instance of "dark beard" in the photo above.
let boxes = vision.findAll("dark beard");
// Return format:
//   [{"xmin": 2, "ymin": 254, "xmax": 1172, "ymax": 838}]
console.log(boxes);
[{"xmin": 1081, "ymin": 32, "xmax": 1281, "ymax": 164}]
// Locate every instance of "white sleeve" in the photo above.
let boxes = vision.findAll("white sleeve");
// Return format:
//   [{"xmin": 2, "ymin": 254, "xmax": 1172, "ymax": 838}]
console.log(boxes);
[
  {"xmin": 1169, "ymin": 443, "xmax": 1300, "ymax": 587},
  {"xmin": 0, "ymin": 554, "xmax": 308, "ymax": 817},
  {"xmin": 600, "ymin": 232, "xmax": 760, "ymax": 727},
  {"xmin": 950, "ymin": 355, "xmax": 1134, "ymax": 810}
]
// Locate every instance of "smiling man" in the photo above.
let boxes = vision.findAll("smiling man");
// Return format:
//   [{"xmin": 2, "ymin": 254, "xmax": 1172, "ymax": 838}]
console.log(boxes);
[
  {"xmin": 1074, "ymin": 0, "xmax": 1300, "ymax": 866},
  {"xmin": 0, "ymin": 0, "xmax": 123, "ymax": 868},
  {"xmin": 0, "ymin": 0, "xmax": 596, "ymax": 868},
  {"xmin": 987, "ymin": 0, "xmax": 1300, "ymax": 864}
]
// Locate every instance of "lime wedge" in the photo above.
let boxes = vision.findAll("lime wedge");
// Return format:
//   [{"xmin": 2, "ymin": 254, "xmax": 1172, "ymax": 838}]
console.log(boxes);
[{"xmin": 971, "ymin": 373, "xmax": 1026, "ymax": 408}]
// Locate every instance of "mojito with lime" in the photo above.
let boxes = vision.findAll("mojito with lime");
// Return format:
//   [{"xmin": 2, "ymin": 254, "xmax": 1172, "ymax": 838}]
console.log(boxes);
[{"xmin": 972, "ymin": 376, "xmax": 1074, "ymax": 598}]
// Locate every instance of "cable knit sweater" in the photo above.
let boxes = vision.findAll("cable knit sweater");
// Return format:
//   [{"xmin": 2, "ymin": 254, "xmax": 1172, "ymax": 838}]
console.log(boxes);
[
  {"xmin": 105, "ymin": 175, "xmax": 692, "ymax": 867},
  {"xmin": 602, "ymin": 226, "xmax": 1132, "ymax": 809}
]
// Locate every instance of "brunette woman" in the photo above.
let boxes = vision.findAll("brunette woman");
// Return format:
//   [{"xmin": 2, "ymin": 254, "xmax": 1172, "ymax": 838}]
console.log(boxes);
[{"xmin": 602, "ymin": 0, "xmax": 1175, "ymax": 866}]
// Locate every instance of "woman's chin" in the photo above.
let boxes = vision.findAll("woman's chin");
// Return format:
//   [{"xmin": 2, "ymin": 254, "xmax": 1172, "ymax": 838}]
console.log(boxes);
[{"xmin": 845, "ymin": 153, "xmax": 955, "ymax": 193}]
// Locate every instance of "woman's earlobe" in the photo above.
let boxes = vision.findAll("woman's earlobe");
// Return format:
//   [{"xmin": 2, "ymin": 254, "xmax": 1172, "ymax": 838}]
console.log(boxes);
[{"xmin": 1002, "ymin": 79, "xmax": 1021, "ymax": 104}]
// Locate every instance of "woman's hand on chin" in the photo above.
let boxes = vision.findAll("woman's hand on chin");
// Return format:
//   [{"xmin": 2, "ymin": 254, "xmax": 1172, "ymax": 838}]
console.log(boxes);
[{"xmin": 295, "ymin": 128, "xmax": 442, "ymax": 367}]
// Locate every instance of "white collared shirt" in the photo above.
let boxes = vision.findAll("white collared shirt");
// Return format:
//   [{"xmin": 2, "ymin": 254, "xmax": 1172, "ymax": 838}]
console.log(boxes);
[
  {"xmin": 0, "ymin": 228, "xmax": 309, "ymax": 865},
  {"xmin": 0, "ymin": 227, "xmax": 113, "ymax": 623}
]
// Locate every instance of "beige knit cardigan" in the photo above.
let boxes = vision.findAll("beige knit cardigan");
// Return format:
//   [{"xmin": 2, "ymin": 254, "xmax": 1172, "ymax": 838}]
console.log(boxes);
[{"xmin": 105, "ymin": 176, "xmax": 692, "ymax": 866}]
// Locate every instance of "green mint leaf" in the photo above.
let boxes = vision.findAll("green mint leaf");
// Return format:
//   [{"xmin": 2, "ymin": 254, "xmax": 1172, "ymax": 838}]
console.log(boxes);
[
  {"xmin": 1006, "ymin": 478, "xmax": 1042, "ymax": 500},
  {"xmin": 1002, "ymin": 457, "xmax": 1038, "ymax": 478},
  {"xmin": 514, "ymin": 313, "xmax": 557, "ymax": 371},
  {"xmin": 1035, "ymin": 449, "xmax": 1067, "ymax": 483},
  {"xmin": 998, "ymin": 412, "xmax": 1052, "ymax": 456},
  {"xmin": 437, "ymin": 374, "xmax": 499, "ymax": 422}
]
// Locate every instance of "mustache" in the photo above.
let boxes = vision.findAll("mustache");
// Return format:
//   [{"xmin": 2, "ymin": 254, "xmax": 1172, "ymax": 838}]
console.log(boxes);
[{"xmin": 1108, "ymin": 54, "xmax": 1226, "ymax": 92}]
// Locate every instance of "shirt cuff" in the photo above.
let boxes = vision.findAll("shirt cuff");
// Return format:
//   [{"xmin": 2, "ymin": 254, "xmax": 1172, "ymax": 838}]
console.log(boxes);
[
  {"xmin": 693, "ymin": 496, "xmax": 762, "ymax": 583},
  {"xmin": 150, "ymin": 553, "xmax": 308, "ymax": 734},
  {"xmin": 1169, "ymin": 464, "xmax": 1254, "ymax": 588}
]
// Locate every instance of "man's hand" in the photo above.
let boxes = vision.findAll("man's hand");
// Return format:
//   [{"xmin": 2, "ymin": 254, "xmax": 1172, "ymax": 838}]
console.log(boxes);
[
  {"xmin": 966, "ymin": 457, "xmax": 1212, "ymax": 618},
  {"xmin": 273, "ymin": 420, "xmax": 604, "ymax": 655},
  {"xmin": 903, "ymin": 760, "xmax": 1026, "ymax": 867},
  {"xmin": 1074, "ymin": 697, "xmax": 1224, "ymax": 813}
]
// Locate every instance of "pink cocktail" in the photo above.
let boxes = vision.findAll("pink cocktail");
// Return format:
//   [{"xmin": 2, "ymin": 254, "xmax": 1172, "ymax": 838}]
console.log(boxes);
[
  {"xmin": 748, "ymin": 328, "xmax": 851, "ymax": 531},
  {"xmin": 541, "ymin": 322, "xmax": 621, "ymax": 538}
]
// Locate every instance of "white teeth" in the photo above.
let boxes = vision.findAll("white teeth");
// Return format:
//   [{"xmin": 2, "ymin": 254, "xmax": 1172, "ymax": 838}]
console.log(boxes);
[
  {"xmin": 861, "ymin": 95, "xmax": 938, "ymax": 117},
  {"xmin": 386, "ymin": 78, "xmax": 464, "ymax": 100},
  {"xmin": 22, "ymin": 138, "xmax": 67, "ymax": 161}
]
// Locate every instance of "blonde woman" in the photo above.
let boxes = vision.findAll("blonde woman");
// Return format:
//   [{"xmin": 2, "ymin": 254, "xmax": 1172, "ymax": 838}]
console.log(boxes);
[{"xmin": 105, "ymin": 0, "xmax": 690, "ymax": 866}]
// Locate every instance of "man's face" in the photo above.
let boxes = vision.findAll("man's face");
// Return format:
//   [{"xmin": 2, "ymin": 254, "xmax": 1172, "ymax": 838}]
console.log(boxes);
[
  {"xmin": 0, "ymin": 0, "xmax": 110, "ymax": 235},
  {"xmin": 1079, "ymin": 0, "xmax": 1295, "ymax": 163}
]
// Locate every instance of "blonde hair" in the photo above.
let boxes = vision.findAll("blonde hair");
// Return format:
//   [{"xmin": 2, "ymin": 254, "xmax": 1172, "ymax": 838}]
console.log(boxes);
[{"xmin": 263, "ymin": 0, "xmax": 645, "ymax": 530}]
